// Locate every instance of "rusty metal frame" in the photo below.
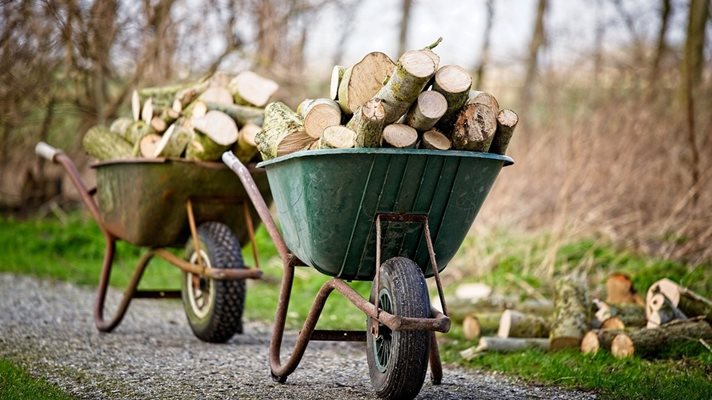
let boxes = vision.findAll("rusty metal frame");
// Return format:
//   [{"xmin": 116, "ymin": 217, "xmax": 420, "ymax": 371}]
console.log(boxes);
[{"xmin": 223, "ymin": 151, "xmax": 449, "ymax": 385}]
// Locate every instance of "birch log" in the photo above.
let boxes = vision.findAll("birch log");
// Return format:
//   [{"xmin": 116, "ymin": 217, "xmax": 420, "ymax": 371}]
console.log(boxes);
[
  {"xmin": 549, "ymin": 276, "xmax": 591, "ymax": 350},
  {"xmin": 185, "ymin": 111, "xmax": 239, "ymax": 161},
  {"xmin": 82, "ymin": 126, "xmax": 133, "ymax": 160},
  {"xmin": 375, "ymin": 50, "xmax": 437, "ymax": 123},
  {"xmin": 346, "ymin": 98, "xmax": 386, "ymax": 147},
  {"xmin": 337, "ymin": 52, "xmax": 395, "ymax": 114},
  {"xmin": 432, "ymin": 65, "xmax": 472, "ymax": 129},
  {"xmin": 451, "ymin": 103, "xmax": 497, "ymax": 151},
  {"xmin": 489, "ymin": 109, "xmax": 519, "ymax": 155},
  {"xmin": 123, "ymin": 121, "xmax": 154, "ymax": 145},
  {"xmin": 382, "ymin": 124, "xmax": 418, "ymax": 148},
  {"xmin": 228, "ymin": 71, "xmax": 279, "ymax": 107},
  {"xmin": 404, "ymin": 90, "xmax": 447, "ymax": 131}
]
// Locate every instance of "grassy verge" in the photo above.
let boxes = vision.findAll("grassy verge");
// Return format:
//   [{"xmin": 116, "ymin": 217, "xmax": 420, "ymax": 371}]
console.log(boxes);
[
  {"xmin": 1, "ymin": 213, "xmax": 711, "ymax": 399},
  {"xmin": 0, "ymin": 359, "xmax": 71, "ymax": 400}
]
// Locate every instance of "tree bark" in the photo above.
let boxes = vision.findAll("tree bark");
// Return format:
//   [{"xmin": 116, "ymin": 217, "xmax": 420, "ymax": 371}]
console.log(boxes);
[
  {"xmin": 82, "ymin": 126, "xmax": 133, "ymax": 160},
  {"xmin": 375, "ymin": 50, "xmax": 436, "ymax": 123},
  {"xmin": 549, "ymin": 276, "xmax": 591, "ymax": 350},
  {"xmin": 468, "ymin": 90, "xmax": 500, "ymax": 111},
  {"xmin": 338, "ymin": 52, "xmax": 395, "ymax": 114},
  {"xmin": 451, "ymin": 103, "xmax": 497, "ymax": 151},
  {"xmin": 646, "ymin": 279, "xmax": 712, "ymax": 322},
  {"xmin": 489, "ymin": 109, "xmax": 518, "ymax": 155},
  {"xmin": 123, "ymin": 120, "xmax": 154, "ymax": 145},
  {"xmin": 346, "ymin": 98, "xmax": 386, "ymax": 148},
  {"xmin": 432, "ymin": 65, "xmax": 472, "ymax": 130},
  {"xmin": 611, "ymin": 318, "xmax": 712, "ymax": 359},
  {"xmin": 497, "ymin": 309, "xmax": 550, "ymax": 338},
  {"xmin": 382, "ymin": 123, "xmax": 418, "ymax": 148},
  {"xmin": 404, "ymin": 91, "xmax": 447, "ymax": 132}
]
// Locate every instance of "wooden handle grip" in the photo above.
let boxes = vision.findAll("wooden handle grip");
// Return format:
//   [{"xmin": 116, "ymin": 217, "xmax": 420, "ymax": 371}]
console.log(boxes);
[{"xmin": 35, "ymin": 142, "xmax": 62, "ymax": 161}]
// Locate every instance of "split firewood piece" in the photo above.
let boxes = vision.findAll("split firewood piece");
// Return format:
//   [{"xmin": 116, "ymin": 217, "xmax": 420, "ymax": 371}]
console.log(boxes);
[
  {"xmin": 141, "ymin": 98, "xmax": 154, "ymax": 125},
  {"xmin": 228, "ymin": 71, "xmax": 279, "ymax": 107},
  {"xmin": 606, "ymin": 273, "xmax": 644, "ymax": 305},
  {"xmin": 109, "ymin": 117, "xmax": 133, "ymax": 136},
  {"xmin": 611, "ymin": 318, "xmax": 712, "ymax": 359},
  {"xmin": 255, "ymin": 102, "xmax": 310, "ymax": 160},
  {"xmin": 346, "ymin": 98, "xmax": 386, "ymax": 147},
  {"xmin": 175, "ymin": 80, "xmax": 210, "ymax": 109},
  {"xmin": 233, "ymin": 122, "xmax": 261, "ymax": 163},
  {"xmin": 318, "ymin": 125, "xmax": 355, "ymax": 149},
  {"xmin": 153, "ymin": 122, "xmax": 192, "ymax": 158},
  {"xmin": 489, "ymin": 109, "xmax": 519, "ymax": 155},
  {"xmin": 581, "ymin": 329, "xmax": 623, "ymax": 354},
  {"xmin": 131, "ymin": 90, "xmax": 141, "ymax": 121},
  {"xmin": 421, "ymin": 129, "xmax": 451, "ymax": 150},
  {"xmin": 593, "ymin": 299, "xmax": 647, "ymax": 329},
  {"xmin": 199, "ymin": 86, "xmax": 233, "ymax": 105},
  {"xmin": 468, "ymin": 90, "xmax": 500, "ymax": 111},
  {"xmin": 186, "ymin": 111, "xmax": 239, "ymax": 161},
  {"xmin": 646, "ymin": 293, "xmax": 687, "ymax": 328},
  {"xmin": 82, "ymin": 126, "xmax": 133, "ymax": 160},
  {"xmin": 139, "ymin": 133, "xmax": 162, "ymax": 158},
  {"xmin": 204, "ymin": 102, "xmax": 264, "ymax": 127},
  {"xmin": 404, "ymin": 90, "xmax": 447, "ymax": 132},
  {"xmin": 462, "ymin": 337, "xmax": 549, "ymax": 359},
  {"xmin": 382, "ymin": 123, "xmax": 418, "ymax": 148},
  {"xmin": 298, "ymin": 98, "xmax": 342, "ymax": 139},
  {"xmin": 376, "ymin": 50, "xmax": 437, "ymax": 123},
  {"xmin": 498, "ymin": 309, "xmax": 550, "ymax": 338},
  {"xmin": 549, "ymin": 275, "xmax": 591, "ymax": 351},
  {"xmin": 330, "ymin": 65, "xmax": 345, "ymax": 101},
  {"xmin": 451, "ymin": 103, "xmax": 497, "ymax": 151},
  {"xmin": 337, "ymin": 52, "xmax": 395, "ymax": 114},
  {"xmin": 646, "ymin": 278, "xmax": 712, "ymax": 322},
  {"xmin": 462, "ymin": 312, "xmax": 502, "ymax": 340},
  {"xmin": 600, "ymin": 316, "xmax": 626, "ymax": 330},
  {"xmin": 432, "ymin": 65, "xmax": 472, "ymax": 129}
]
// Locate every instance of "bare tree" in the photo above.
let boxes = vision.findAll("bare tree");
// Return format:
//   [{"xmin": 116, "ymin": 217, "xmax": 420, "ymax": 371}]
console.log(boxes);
[
  {"xmin": 397, "ymin": 0, "xmax": 414, "ymax": 57},
  {"xmin": 474, "ymin": 0, "xmax": 495, "ymax": 89},
  {"xmin": 519, "ymin": 0, "xmax": 549, "ymax": 135},
  {"xmin": 649, "ymin": 0, "xmax": 672, "ymax": 84}
]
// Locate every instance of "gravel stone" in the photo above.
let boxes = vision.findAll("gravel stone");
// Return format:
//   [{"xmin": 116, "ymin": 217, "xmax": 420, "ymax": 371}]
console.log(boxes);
[{"xmin": 0, "ymin": 273, "xmax": 597, "ymax": 399}]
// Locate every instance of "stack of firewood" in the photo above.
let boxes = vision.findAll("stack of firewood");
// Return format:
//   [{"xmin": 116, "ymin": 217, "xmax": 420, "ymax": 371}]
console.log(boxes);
[
  {"xmin": 457, "ymin": 274, "xmax": 712, "ymax": 360},
  {"xmin": 82, "ymin": 71, "xmax": 278, "ymax": 163},
  {"xmin": 255, "ymin": 38, "xmax": 517, "ymax": 160}
]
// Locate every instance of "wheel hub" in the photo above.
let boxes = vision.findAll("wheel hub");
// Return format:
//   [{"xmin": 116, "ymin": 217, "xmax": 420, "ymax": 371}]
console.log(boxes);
[
  {"xmin": 373, "ymin": 288, "xmax": 393, "ymax": 373},
  {"xmin": 186, "ymin": 249, "xmax": 213, "ymax": 318}
]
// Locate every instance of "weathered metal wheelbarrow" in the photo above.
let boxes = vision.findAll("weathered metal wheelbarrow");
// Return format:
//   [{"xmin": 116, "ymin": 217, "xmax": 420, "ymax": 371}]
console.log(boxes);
[
  {"xmin": 35, "ymin": 142, "xmax": 271, "ymax": 343},
  {"xmin": 223, "ymin": 147, "xmax": 513, "ymax": 399}
]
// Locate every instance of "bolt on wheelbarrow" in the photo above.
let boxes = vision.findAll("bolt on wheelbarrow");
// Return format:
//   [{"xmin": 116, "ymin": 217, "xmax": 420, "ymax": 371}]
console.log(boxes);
[
  {"xmin": 223, "ymin": 147, "xmax": 513, "ymax": 399},
  {"xmin": 34, "ymin": 142, "xmax": 272, "ymax": 343}
]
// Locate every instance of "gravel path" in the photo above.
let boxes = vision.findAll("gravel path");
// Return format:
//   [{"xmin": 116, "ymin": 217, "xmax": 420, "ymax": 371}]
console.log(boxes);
[{"xmin": 0, "ymin": 274, "xmax": 596, "ymax": 399}]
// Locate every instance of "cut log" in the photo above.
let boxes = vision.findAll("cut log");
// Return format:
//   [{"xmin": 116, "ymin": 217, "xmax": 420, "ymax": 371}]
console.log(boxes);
[
  {"xmin": 82, "ymin": 126, "xmax": 133, "ymax": 160},
  {"xmin": 646, "ymin": 278, "xmax": 712, "ymax": 322},
  {"xmin": 382, "ymin": 123, "xmax": 418, "ymax": 148},
  {"xmin": 199, "ymin": 86, "xmax": 233, "ymax": 105},
  {"xmin": 228, "ymin": 71, "xmax": 279, "ymax": 107},
  {"xmin": 131, "ymin": 90, "xmax": 141, "ymax": 121},
  {"xmin": 432, "ymin": 65, "xmax": 472, "ymax": 130},
  {"xmin": 468, "ymin": 90, "xmax": 500, "ymax": 111},
  {"xmin": 346, "ymin": 98, "xmax": 386, "ymax": 147},
  {"xmin": 581, "ymin": 329, "xmax": 623, "ymax": 354},
  {"xmin": 255, "ymin": 102, "xmax": 310, "ymax": 160},
  {"xmin": 139, "ymin": 133, "xmax": 162, "ymax": 158},
  {"xmin": 462, "ymin": 312, "xmax": 502, "ymax": 340},
  {"xmin": 330, "ymin": 65, "xmax": 345, "ymax": 100},
  {"xmin": 153, "ymin": 123, "xmax": 192, "ymax": 158},
  {"xmin": 464, "ymin": 337, "xmax": 549, "ymax": 358},
  {"xmin": 141, "ymin": 98, "xmax": 154, "ymax": 125},
  {"xmin": 404, "ymin": 90, "xmax": 447, "ymax": 131},
  {"xmin": 601, "ymin": 316, "xmax": 626, "ymax": 330},
  {"xmin": 421, "ymin": 129, "xmax": 451, "ymax": 150},
  {"xmin": 183, "ymin": 100, "xmax": 208, "ymax": 119},
  {"xmin": 299, "ymin": 98, "xmax": 342, "ymax": 139},
  {"xmin": 318, "ymin": 125, "xmax": 355, "ymax": 149},
  {"xmin": 175, "ymin": 80, "xmax": 210, "ymax": 109},
  {"xmin": 611, "ymin": 318, "xmax": 712, "ymax": 358},
  {"xmin": 437, "ymin": 296, "xmax": 554, "ymax": 323},
  {"xmin": 647, "ymin": 293, "xmax": 687, "ymax": 328},
  {"xmin": 606, "ymin": 272, "xmax": 644, "ymax": 305},
  {"xmin": 375, "ymin": 50, "xmax": 437, "ymax": 123},
  {"xmin": 549, "ymin": 276, "xmax": 591, "ymax": 351},
  {"xmin": 489, "ymin": 109, "xmax": 519, "ymax": 155},
  {"xmin": 233, "ymin": 122, "xmax": 261, "ymax": 163},
  {"xmin": 109, "ymin": 117, "xmax": 133, "ymax": 136},
  {"xmin": 593, "ymin": 299, "xmax": 647, "ymax": 329},
  {"xmin": 138, "ymin": 83, "xmax": 189, "ymax": 110},
  {"xmin": 122, "ymin": 121, "xmax": 154, "ymax": 146},
  {"xmin": 150, "ymin": 116, "xmax": 167, "ymax": 133},
  {"xmin": 204, "ymin": 102, "xmax": 264, "ymax": 127},
  {"xmin": 337, "ymin": 52, "xmax": 395, "ymax": 114},
  {"xmin": 451, "ymin": 103, "xmax": 497, "ymax": 151},
  {"xmin": 192, "ymin": 110, "xmax": 239, "ymax": 147},
  {"xmin": 185, "ymin": 132, "xmax": 229, "ymax": 161},
  {"xmin": 497, "ymin": 309, "xmax": 550, "ymax": 338}
]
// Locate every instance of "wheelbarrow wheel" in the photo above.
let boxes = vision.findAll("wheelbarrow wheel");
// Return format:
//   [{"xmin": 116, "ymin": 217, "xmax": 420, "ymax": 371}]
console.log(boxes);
[
  {"xmin": 367, "ymin": 257, "xmax": 430, "ymax": 400},
  {"xmin": 181, "ymin": 222, "xmax": 246, "ymax": 343}
]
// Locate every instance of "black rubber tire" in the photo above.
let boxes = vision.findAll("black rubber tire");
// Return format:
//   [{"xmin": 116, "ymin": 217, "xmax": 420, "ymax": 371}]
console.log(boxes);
[
  {"xmin": 181, "ymin": 222, "xmax": 246, "ymax": 343},
  {"xmin": 367, "ymin": 257, "xmax": 430, "ymax": 400}
]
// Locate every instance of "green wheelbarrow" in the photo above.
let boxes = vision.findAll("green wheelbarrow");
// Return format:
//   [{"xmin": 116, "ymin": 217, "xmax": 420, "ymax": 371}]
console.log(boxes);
[
  {"xmin": 223, "ymin": 147, "xmax": 513, "ymax": 399},
  {"xmin": 35, "ymin": 142, "xmax": 271, "ymax": 343}
]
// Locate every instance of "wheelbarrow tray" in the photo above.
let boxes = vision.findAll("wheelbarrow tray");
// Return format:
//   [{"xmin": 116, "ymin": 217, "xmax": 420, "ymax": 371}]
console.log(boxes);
[
  {"xmin": 92, "ymin": 158, "xmax": 272, "ymax": 247},
  {"xmin": 258, "ymin": 148, "xmax": 512, "ymax": 281}
]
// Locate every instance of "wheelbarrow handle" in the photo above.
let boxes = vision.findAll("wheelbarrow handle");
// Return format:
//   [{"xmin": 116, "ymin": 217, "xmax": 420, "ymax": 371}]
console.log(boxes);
[{"xmin": 35, "ymin": 141, "xmax": 63, "ymax": 162}]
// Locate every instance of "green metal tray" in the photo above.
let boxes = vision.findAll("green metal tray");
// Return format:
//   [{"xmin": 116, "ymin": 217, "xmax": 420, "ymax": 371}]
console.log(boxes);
[
  {"xmin": 258, "ymin": 148, "xmax": 512, "ymax": 281},
  {"xmin": 92, "ymin": 158, "xmax": 272, "ymax": 248}
]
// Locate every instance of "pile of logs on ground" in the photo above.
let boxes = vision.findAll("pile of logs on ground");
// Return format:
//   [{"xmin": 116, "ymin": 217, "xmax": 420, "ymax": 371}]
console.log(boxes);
[
  {"xmin": 457, "ymin": 274, "xmax": 712, "ymax": 360},
  {"xmin": 82, "ymin": 70, "xmax": 278, "ymax": 163},
  {"xmin": 255, "ymin": 38, "xmax": 517, "ymax": 159}
]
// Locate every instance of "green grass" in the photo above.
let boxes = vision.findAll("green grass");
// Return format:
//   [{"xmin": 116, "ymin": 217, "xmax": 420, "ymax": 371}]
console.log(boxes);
[
  {"xmin": 0, "ymin": 359, "xmax": 71, "ymax": 400},
  {"xmin": 2, "ymin": 213, "xmax": 711, "ymax": 399}
]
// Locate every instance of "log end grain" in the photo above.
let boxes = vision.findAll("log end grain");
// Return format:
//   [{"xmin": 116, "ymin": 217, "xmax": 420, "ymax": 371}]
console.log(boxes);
[
  {"xmin": 611, "ymin": 334, "xmax": 635, "ymax": 358},
  {"xmin": 580, "ymin": 331, "xmax": 601, "ymax": 354},
  {"xmin": 382, "ymin": 124, "xmax": 418, "ymax": 148},
  {"xmin": 400, "ymin": 50, "xmax": 438, "ymax": 78},
  {"xmin": 319, "ymin": 125, "xmax": 356, "ymax": 149},
  {"xmin": 434, "ymin": 65, "xmax": 472, "ymax": 95},
  {"xmin": 421, "ymin": 129, "xmax": 451, "ymax": 150}
]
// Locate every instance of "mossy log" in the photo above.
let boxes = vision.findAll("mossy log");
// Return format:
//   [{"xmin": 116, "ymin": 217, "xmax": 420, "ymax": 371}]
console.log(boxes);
[
  {"xmin": 122, "ymin": 121, "xmax": 154, "ymax": 146},
  {"xmin": 346, "ymin": 98, "xmax": 386, "ymax": 147},
  {"xmin": 337, "ymin": 52, "xmax": 395, "ymax": 114},
  {"xmin": 109, "ymin": 117, "xmax": 133, "ymax": 136},
  {"xmin": 461, "ymin": 337, "xmax": 549, "ymax": 359},
  {"xmin": 228, "ymin": 70, "xmax": 279, "ymax": 107},
  {"xmin": 549, "ymin": 276, "xmax": 591, "ymax": 351},
  {"xmin": 232, "ymin": 122, "xmax": 261, "ymax": 163},
  {"xmin": 421, "ymin": 129, "xmax": 451, "ymax": 150},
  {"xmin": 138, "ymin": 83, "xmax": 189, "ymax": 111},
  {"xmin": 646, "ymin": 278, "xmax": 712, "ymax": 322},
  {"xmin": 497, "ymin": 309, "xmax": 550, "ymax": 338},
  {"xmin": 580, "ymin": 329, "xmax": 624, "ymax": 354},
  {"xmin": 318, "ymin": 125, "xmax": 355, "ymax": 149},
  {"xmin": 611, "ymin": 318, "xmax": 712, "ymax": 358},
  {"xmin": 404, "ymin": 90, "xmax": 447, "ymax": 132},
  {"xmin": 382, "ymin": 123, "xmax": 418, "ymax": 148},
  {"xmin": 185, "ymin": 131, "xmax": 230, "ymax": 161},
  {"xmin": 204, "ymin": 101, "xmax": 264, "ymax": 127},
  {"xmin": 154, "ymin": 122, "xmax": 192, "ymax": 158},
  {"xmin": 330, "ymin": 65, "xmax": 345, "ymax": 100},
  {"xmin": 375, "ymin": 50, "xmax": 437, "ymax": 124},
  {"xmin": 432, "ymin": 65, "xmax": 472, "ymax": 130},
  {"xmin": 451, "ymin": 103, "xmax": 497, "ymax": 151},
  {"xmin": 299, "ymin": 98, "xmax": 342, "ymax": 139},
  {"xmin": 462, "ymin": 312, "xmax": 502, "ymax": 340},
  {"xmin": 489, "ymin": 109, "xmax": 519, "ymax": 155},
  {"xmin": 255, "ymin": 102, "xmax": 311, "ymax": 160},
  {"xmin": 82, "ymin": 126, "xmax": 133, "ymax": 160}
]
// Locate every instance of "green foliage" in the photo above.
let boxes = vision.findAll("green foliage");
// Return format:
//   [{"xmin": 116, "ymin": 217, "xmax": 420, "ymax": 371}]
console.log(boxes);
[{"xmin": 0, "ymin": 359, "xmax": 71, "ymax": 400}]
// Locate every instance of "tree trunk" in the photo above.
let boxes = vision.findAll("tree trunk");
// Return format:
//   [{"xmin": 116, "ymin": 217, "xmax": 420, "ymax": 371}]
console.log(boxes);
[
  {"xmin": 432, "ymin": 65, "xmax": 472, "ymax": 130},
  {"xmin": 338, "ymin": 52, "xmax": 395, "ymax": 114},
  {"xmin": 497, "ymin": 309, "xmax": 550, "ymax": 338},
  {"xmin": 649, "ymin": 0, "xmax": 672, "ymax": 84},
  {"xmin": 581, "ymin": 329, "xmax": 623, "ymax": 354},
  {"xmin": 82, "ymin": 126, "xmax": 133, "ymax": 160},
  {"xmin": 381, "ymin": 123, "xmax": 418, "ymax": 148},
  {"xmin": 421, "ymin": 129, "xmax": 451, "ymax": 150},
  {"xmin": 549, "ymin": 276, "xmax": 591, "ymax": 350},
  {"xmin": 375, "ymin": 50, "xmax": 436, "ymax": 123},
  {"xmin": 489, "ymin": 109, "xmax": 518, "ymax": 155},
  {"xmin": 451, "ymin": 103, "xmax": 497, "ymax": 151},
  {"xmin": 397, "ymin": 0, "xmax": 413, "ymax": 56},
  {"xmin": 646, "ymin": 279, "xmax": 712, "ymax": 322},
  {"xmin": 462, "ymin": 312, "xmax": 502, "ymax": 340},
  {"xmin": 611, "ymin": 318, "xmax": 712, "ymax": 359},
  {"xmin": 404, "ymin": 91, "xmax": 447, "ymax": 132},
  {"xmin": 346, "ymin": 98, "xmax": 386, "ymax": 148},
  {"xmin": 474, "ymin": 0, "xmax": 495, "ymax": 89},
  {"xmin": 520, "ymin": 0, "xmax": 548, "ymax": 141}
]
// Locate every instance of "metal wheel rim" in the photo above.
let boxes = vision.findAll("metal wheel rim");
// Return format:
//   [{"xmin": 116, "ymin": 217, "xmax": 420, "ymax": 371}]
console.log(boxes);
[
  {"xmin": 373, "ymin": 288, "xmax": 393, "ymax": 373},
  {"xmin": 186, "ymin": 250, "xmax": 213, "ymax": 319}
]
